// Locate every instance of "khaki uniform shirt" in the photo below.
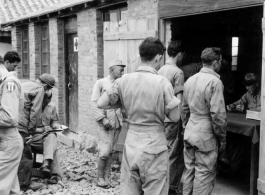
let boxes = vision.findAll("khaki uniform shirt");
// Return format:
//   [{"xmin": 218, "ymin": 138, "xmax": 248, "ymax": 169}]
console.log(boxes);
[
  {"xmin": 229, "ymin": 90, "xmax": 261, "ymax": 111},
  {"xmin": 36, "ymin": 102, "xmax": 60, "ymax": 129},
  {"xmin": 91, "ymin": 75, "xmax": 122, "ymax": 129},
  {"xmin": 158, "ymin": 61, "xmax": 184, "ymax": 123},
  {"xmin": 183, "ymin": 67, "xmax": 227, "ymax": 144},
  {"xmin": 0, "ymin": 72, "xmax": 22, "ymax": 128},
  {"xmin": 108, "ymin": 66, "xmax": 180, "ymax": 128}
]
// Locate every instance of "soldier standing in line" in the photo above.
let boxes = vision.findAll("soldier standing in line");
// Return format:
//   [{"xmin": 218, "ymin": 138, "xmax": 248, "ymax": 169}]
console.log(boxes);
[
  {"xmin": 182, "ymin": 47, "xmax": 227, "ymax": 195},
  {"xmin": 0, "ymin": 51, "xmax": 23, "ymax": 195},
  {"xmin": 158, "ymin": 40, "xmax": 185, "ymax": 194},
  {"xmin": 97, "ymin": 37, "xmax": 181, "ymax": 195},
  {"xmin": 91, "ymin": 60, "xmax": 125, "ymax": 187}
]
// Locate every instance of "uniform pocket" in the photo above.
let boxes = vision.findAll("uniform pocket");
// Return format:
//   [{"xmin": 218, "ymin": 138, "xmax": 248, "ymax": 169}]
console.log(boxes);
[
  {"xmin": 196, "ymin": 132, "xmax": 217, "ymax": 152},
  {"xmin": 0, "ymin": 136, "xmax": 7, "ymax": 151}
]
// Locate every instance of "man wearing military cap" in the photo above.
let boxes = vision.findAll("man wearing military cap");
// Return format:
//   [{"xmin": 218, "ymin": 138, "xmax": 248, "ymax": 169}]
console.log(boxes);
[
  {"xmin": 227, "ymin": 73, "xmax": 261, "ymax": 112},
  {"xmin": 0, "ymin": 51, "xmax": 23, "ymax": 195},
  {"xmin": 91, "ymin": 59, "xmax": 125, "ymax": 187},
  {"xmin": 219, "ymin": 73, "xmax": 261, "ymax": 174},
  {"xmin": 17, "ymin": 73, "xmax": 56, "ymax": 190}
]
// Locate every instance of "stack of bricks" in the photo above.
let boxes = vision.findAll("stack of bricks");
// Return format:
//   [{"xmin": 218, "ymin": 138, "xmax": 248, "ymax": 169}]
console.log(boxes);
[{"xmin": 128, "ymin": 0, "xmax": 158, "ymax": 20}]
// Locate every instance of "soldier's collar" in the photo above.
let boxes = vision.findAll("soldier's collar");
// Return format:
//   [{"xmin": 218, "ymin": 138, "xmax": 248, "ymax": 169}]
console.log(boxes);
[
  {"xmin": 200, "ymin": 67, "xmax": 220, "ymax": 78},
  {"xmin": 136, "ymin": 66, "xmax": 158, "ymax": 75},
  {"xmin": 107, "ymin": 75, "xmax": 115, "ymax": 82}
]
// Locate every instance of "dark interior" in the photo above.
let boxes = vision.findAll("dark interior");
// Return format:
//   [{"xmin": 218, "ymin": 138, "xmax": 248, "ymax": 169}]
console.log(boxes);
[{"xmin": 171, "ymin": 6, "xmax": 263, "ymax": 100}]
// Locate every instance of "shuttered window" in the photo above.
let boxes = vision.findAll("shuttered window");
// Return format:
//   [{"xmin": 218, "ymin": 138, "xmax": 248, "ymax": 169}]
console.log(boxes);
[
  {"xmin": 22, "ymin": 27, "xmax": 29, "ymax": 78},
  {"xmin": 41, "ymin": 24, "xmax": 50, "ymax": 74}
]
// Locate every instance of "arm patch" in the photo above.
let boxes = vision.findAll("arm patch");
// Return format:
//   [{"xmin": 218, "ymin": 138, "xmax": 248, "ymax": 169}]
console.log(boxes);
[{"xmin": 7, "ymin": 81, "xmax": 15, "ymax": 92}]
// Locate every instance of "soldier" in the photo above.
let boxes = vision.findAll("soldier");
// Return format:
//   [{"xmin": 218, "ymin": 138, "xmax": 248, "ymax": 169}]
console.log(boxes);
[
  {"xmin": 18, "ymin": 73, "xmax": 56, "ymax": 190},
  {"xmin": 91, "ymin": 60, "xmax": 125, "ymax": 187},
  {"xmin": 31, "ymin": 90, "xmax": 62, "ymax": 184},
  {"xmin": 97, "ymin": 37, "xmax": 181, "ymax": 195},
  {"xmin": 158, "ymin": 40, "xmax": 185, "ymax": 194},
  {"xmin": 182, "ymin": 47, "xmax": 227, "ymax": 195},
  {"xmin": 0, "ymin": 51, "xmax": 23, "ymax": 195}
]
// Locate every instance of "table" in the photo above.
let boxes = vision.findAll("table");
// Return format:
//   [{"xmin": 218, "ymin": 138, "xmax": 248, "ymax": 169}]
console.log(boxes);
[{"xmin": 226, "ymin": 112, "xmax": 260, "ymax": 195}]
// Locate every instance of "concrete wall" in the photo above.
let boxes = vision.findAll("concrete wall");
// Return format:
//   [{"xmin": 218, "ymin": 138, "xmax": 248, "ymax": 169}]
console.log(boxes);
[{"xmin": 0, "ymin": 42, "xmax": 11, "ymax": 57}]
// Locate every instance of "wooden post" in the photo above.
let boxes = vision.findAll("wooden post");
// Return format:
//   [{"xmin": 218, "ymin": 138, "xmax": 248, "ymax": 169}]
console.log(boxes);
[{"xmin": 258, "ymin": 2, "xmax": 265, "ymax": 195}]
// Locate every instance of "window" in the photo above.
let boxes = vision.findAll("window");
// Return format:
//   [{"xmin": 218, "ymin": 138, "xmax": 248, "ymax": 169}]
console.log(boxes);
[
  {"xmin": 41, "ymin": 24, "xmax": 50, "ymax": 74},
  {"xmin": 22, "ymin": 27, "xmax": 29, "ymax": 78},
  {"xmin": 103, "ymin": 7, "xmax": 128, "ymax": 22},
  {"xmin": 232, "ymin": 37, "xmax": 239, "ymax": 71}
]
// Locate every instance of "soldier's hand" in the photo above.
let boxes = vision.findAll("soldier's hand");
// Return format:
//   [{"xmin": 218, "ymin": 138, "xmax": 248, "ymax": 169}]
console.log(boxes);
[
  {"xmin": 102, "ymin": 118, "xmax": 112, "ymax": 129},
  {"xmin": 25, "ymin": 135, "xmax": 33, "ymax": 145},
  {"xmin": 236, "ymin": 104, "xmax": 244, "ymax": 112},
  {"xmin": 35, "ymin": 127, "xmax": 45, "ymax": 134},
  {"xmin": 219, "ymin": 142, "xmax": 226, "ymax": 153},
  {"xmin": 226, "ymin": 105, "xmax": 232, "ymax": 112}
]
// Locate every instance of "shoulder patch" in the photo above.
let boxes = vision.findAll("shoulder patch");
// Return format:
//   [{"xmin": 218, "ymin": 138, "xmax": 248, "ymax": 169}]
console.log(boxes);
[{"xmin": 7, "ymin": 81, "xmax": 16, "ymax": 92}]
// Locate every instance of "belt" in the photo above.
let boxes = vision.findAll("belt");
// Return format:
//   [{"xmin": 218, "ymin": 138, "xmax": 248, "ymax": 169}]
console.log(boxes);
[
  {"xmin": 129, "ymin": 124, "xmax": 165, "ymax": 133},
  {"xmin": 190, "ymin": 113, "xmax": 211, "ymax": 120}
]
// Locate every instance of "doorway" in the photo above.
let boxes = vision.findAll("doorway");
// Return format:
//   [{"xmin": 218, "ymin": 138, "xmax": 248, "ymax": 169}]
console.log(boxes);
[{"xmin": 65, "ymin": 33, "xmax": 78, "ymax": 132}]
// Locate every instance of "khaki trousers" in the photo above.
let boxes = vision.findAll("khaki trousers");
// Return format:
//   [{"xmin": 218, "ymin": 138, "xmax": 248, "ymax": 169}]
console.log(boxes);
[
  {"xmin": 165, "ymin": 122, "xmax": 185, "ymax": 191},
  {"xmin": 31, "ymin": 133, "xmax": 61, "ymax": 175},
  {"xmin": 121, "ymin": 126, "xmax": 169, "ymax": 195},
  {"xmin": 0, "ymin": 128, "xmax": 23, "ymax": 195},
  {"xmin": 97, "ymin": 125, "xmax": 121, "ymax": 159}
]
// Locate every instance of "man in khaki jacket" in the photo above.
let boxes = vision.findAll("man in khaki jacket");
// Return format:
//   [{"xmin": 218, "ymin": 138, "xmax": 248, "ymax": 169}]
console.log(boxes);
[
  {"xmin": 91, "ymin": 60, "xmax": 125, "ymax": 187},
  {"xmin": 0, "ymin": 51, "xmax": 23, "ymax": 195},
  {"xmin": 182, "ymin": 48, "xmax": 227, "ymax": 195},
  {"xmin": 158, "ymin": 40, "xmax": 185, "ymax": 194},
  {"xmin": 97, "ymin": 37, "xmax": 181, "ymax": 195}
]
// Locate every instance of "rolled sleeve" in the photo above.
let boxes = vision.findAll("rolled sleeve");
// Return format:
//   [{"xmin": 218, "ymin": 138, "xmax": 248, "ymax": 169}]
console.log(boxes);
[
  {"xmin": 106, "ymin": 80, "xmax": 120, "ymax": 106},
  {"xmin": 173, "ymin": 71, "xmax": 184, "ymax": 95},
  {"xmin": 166, "ymin": 97, "xmax": 181, "ymax": 110}
]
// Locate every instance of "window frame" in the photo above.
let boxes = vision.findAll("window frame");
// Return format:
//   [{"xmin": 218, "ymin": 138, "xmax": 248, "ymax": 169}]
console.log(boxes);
[
  {"xmin": 21, "ymin": 26, "xmax": 29, "ymax": 79},
  {"xmin": 40, "ymin": 23, "xmax": 50, "ymax": 74},
  {"xmin": 103, "ymin": 6, "xmax": 128, "ymax": 22}
]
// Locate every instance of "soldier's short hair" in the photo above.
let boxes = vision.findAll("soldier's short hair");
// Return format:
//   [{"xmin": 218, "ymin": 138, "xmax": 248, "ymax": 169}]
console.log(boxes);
[
  {"xmin": 167, "ymin": 40, "xmax": 185, "ymax": 58},
  {"xmin": 139, "ymin": 37, "xmax": 166, "ymax": 62},
  {"xmin": 0, "ymin": 56, "xmax": 4, "ymax": 64},
  {"xmin": 4, "ymin": 51, "xmax": 21, "ymax": 63},
  {"xmin": 201, "ymin": 47, "xmax": 222, "ymax": 65}
]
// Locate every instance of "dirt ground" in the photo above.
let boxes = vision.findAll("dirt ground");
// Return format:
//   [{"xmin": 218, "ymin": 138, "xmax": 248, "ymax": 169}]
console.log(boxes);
[{"xmin": 22, "ymin": 143, "xmax": 121, "ymax": 195}]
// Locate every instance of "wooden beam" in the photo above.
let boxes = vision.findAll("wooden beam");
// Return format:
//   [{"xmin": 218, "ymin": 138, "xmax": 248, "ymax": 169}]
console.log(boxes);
[
  {"xmin": 258, "ymin": 2, "xmax": 265, "ymax": 195},
  {"xmin": 104, "ymin": 30, "xmax": 158, "ymax": 41}
]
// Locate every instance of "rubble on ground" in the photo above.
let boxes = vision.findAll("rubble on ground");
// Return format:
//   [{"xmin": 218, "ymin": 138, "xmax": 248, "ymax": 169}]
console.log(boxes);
[{"xmin": 23, "ymin": 142, "xmax": 121, "ymax": 195}]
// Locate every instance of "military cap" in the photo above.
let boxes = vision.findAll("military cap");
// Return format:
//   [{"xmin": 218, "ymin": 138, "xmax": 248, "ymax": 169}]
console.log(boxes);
[
  {"xmin": 242, "ymin": 73, "xmax": 259, "ymax": 86},
  {"xmin": 108, "ymin": 59, "xmax": 126, "ymax": 69},
  {"xmin": 39, "ymin": 73, "xmax": 55, "ymax": 88}
]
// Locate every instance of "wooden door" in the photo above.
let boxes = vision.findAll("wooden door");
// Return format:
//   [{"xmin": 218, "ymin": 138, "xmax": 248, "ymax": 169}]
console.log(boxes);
[
  {"xmin": 66, "ymin": 33, "xmax": 79, "ymax": 132},
  {"xmin": 103, "ymin": 19, "xmax": 158, "ymax": 151}
]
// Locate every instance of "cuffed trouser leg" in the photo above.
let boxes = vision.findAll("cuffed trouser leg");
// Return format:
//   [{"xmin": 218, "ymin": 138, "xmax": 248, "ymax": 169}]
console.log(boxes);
[
  {"xmin": 0, "ymin": 128, "xmax": 23, "ymax": 195},
  {"xmin": 165, "ymin": 122, "xmax": 185, "ymax": 191}
]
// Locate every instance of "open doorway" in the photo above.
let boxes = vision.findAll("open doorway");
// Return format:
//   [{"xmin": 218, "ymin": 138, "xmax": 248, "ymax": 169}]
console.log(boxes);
[{"xmin": 168, "ymin": 5, "xmax": 263, "ymax": 195}]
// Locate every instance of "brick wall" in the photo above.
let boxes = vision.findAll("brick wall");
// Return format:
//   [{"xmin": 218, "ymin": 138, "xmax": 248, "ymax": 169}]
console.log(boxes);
[
  {"xmin": 128, "ymin": 0, "xmax": 158, "ymax": 19},
  {"xmin": 49, "ymin": 18, "xmax": 65, "ymax": 124},
  {"xmin": 28, "ymin": 22, "xmax": 40, "ymax": 79},
  {"xmin": 77, "ymin": 8, "xmax": 103, "ymax": 136},
  {"xmin": 11, "ymin": 26, "xmax": 22, "ymax": 78}
]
